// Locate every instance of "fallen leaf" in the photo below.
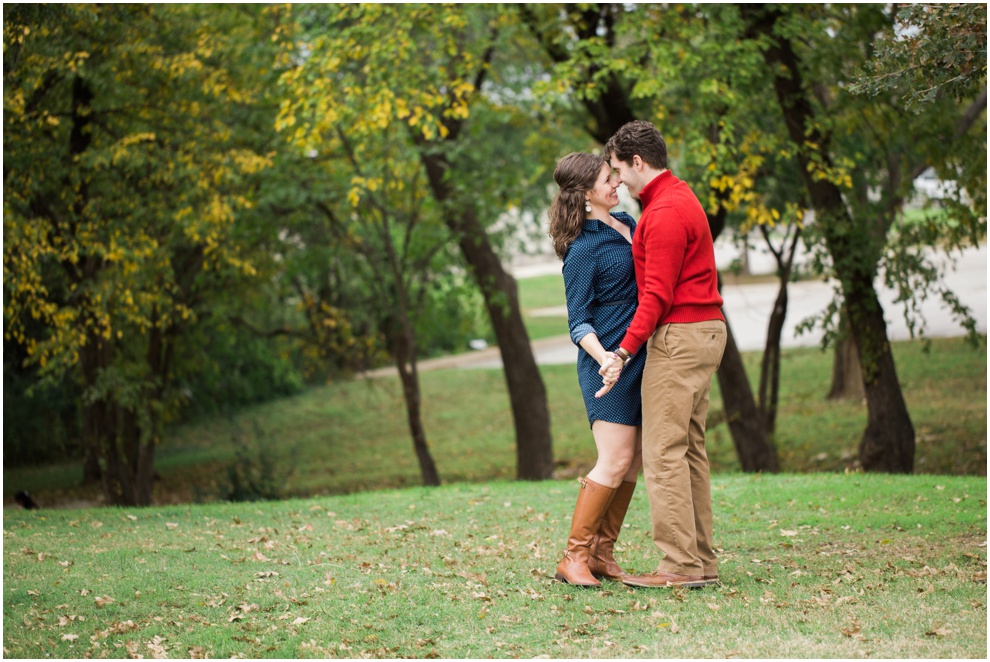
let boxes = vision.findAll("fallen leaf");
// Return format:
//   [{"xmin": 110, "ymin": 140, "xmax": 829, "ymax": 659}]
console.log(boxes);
[
  {"xmin": 926, "ymin": 627, "xmax": 952, "ymax": 637},
  {"xmin": 165, "ymin": 522, "xmax": 178, "ymax": 530},
  {"xmin": 292, "ymin": 617, "xmax": 310, "ymax": 625},
  {"xmin": 94, "ymin": 595, "xmax": 114, "ymax": 608},
  {"xmin": 61, "ymin": 634, "xmax": 79, "ymax": 642}
]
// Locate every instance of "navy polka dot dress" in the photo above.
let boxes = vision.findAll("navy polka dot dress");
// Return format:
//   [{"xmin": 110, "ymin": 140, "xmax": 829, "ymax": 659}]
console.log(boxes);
[{"xmin": 562, "ymin": 212, "xmax": 646, "ymax": 428}]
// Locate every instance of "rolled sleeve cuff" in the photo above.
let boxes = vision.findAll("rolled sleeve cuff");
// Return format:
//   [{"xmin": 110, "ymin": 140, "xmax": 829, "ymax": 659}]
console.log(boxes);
[{"xmin": 570, "ymin": 323, "xmax": 597, "ymax": 347}]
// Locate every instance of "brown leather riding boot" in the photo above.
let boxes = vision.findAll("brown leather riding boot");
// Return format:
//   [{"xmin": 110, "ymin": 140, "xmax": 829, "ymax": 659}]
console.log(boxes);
[
  {"xmin": 554, "ymin": 478, "xmax": 616, "ymax": 587},
  {"xmin": 588, "ymin": 480, "xmax": 636, "ymax": 581}
]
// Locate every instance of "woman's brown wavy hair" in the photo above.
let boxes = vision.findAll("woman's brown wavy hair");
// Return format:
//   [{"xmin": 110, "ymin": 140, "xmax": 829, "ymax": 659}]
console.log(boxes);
[{"xmin": 547, "ymin": 152, "xmax": 604, "ymax": 260}]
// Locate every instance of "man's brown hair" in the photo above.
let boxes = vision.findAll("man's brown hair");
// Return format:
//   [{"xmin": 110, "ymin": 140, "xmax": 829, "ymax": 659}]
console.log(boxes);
[{"xmin": 604, "ymin": 120, "xmax": 668, "ymax": 171}]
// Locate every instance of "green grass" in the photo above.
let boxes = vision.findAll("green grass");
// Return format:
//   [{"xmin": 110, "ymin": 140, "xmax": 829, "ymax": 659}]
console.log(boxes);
[
  {"xmin": 523, "ymin": 315, "xmax": 570, "ymax": 341},
  {"xmin": 517, "ymin": 274, "xmax": 566, "ymax": 311},
  {"xmin": 516, "ymin": 273, "xmax": 569, "ymax": 341},
  {"xmin": 5, "ymin": 336, "xmax": 984, "ymax": 509},
  {"xmin": 3, "ymin": 474, "xmax": 986, "ymax": 658}
]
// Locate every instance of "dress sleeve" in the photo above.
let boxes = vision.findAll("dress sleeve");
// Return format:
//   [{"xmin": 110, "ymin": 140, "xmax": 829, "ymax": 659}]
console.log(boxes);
[{"xmin": 562, "ymin": 243, "xmax": 598, "ymax": 347}]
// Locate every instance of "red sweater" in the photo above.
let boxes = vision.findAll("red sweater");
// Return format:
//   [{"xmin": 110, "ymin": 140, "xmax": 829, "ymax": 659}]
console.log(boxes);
[{"xmin": 620, "ymin": 171, "xmax": 724, "ymax": 355}]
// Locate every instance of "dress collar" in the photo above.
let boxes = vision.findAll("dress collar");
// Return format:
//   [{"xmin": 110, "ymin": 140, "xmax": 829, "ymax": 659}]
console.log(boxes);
[{"xmin": 583, "ymin": 211, "xmax": 635, "ymax": 232}]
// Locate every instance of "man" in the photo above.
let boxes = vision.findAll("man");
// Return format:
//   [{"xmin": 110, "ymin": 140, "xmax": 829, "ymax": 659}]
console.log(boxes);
[{"xmin": 597, "ymin": 120, "xmax": 726, "ymax": 589}]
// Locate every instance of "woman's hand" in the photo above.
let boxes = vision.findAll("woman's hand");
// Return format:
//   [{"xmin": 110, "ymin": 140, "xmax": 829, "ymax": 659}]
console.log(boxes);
[{"xmin": 595, "ymin": 353, "xmax": 623, "ymax": 398}]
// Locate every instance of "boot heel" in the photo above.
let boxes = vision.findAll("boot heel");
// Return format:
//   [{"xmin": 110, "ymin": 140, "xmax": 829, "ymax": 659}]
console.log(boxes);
[{"xmin": 554, "ymin": 573, "xmax": 568, "ymax": 583}]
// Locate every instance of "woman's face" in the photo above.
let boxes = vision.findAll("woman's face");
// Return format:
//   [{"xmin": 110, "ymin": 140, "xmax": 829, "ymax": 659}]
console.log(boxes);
[{"xmin": 586, "ymin": 162, "xmax": 620, "ymax": 212}]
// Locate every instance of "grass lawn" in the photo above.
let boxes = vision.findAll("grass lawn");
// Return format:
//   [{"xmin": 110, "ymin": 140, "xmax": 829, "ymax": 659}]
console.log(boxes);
[
  {"xmin": 3, "ymin": 474, "xmax": 985, "ymax": 658},
  {"xmin": 5, "ymin": 336, "xmax": 984, "ymax": 509}
]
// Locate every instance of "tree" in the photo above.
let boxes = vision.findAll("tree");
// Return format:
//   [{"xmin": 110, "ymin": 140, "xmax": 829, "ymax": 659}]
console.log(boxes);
[
  {"xmin": 289, "ymin": 131, "xmax": 452, "ymax": 487},
  {"xmin": 3, "ymin": 5, "xmax": 282, "ymax": 504},
  {"xmin": 277, "ymin": 5, "xmax": 557, "ymax": 480},
  {"xmin": 737, "ymin": 3, "xmax": 986, "ymax": 472}
]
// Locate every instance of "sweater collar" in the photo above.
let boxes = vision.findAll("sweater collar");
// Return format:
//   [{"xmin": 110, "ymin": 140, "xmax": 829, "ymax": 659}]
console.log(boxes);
[{"xmin": 638, "ymin": 170, "xmax": 675, "ymax": 209}]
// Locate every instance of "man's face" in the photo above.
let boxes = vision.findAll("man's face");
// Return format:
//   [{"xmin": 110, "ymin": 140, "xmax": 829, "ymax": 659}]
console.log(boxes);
[{"xmin": 607, "ymin": 153, "xmax": 644, "ymax": 199}]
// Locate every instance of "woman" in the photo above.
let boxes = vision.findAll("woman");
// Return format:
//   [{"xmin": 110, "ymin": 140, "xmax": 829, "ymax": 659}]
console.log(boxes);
[{"xmin": 547, "ymin": 152, "xmax": 646, "ymax": 587}]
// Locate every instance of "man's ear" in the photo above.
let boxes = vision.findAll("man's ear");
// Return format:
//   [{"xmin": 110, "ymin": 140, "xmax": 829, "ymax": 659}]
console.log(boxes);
[{"xmin": 632, "ymin": 155, "xmax": 643, "ymax": 170}]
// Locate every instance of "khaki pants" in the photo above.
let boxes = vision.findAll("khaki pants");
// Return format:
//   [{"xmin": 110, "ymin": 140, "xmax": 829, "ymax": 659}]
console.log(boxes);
[{"xmin": 641, "ymin": 320, "xmax": 726, "ymax": 576}]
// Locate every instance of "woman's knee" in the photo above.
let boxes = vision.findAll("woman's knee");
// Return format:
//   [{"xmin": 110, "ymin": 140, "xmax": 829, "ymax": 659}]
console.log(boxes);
[{"xmin": 600, "ymin": 448, "xmax": 636, "ymax": 476}]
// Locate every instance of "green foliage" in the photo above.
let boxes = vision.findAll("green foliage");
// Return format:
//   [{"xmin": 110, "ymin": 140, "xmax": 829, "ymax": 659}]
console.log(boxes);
[
  {"xmin": 219, "ymin": 421, "xmax": 298, "ymax": 503},
  {"xmin": 176, "ymin": 326, "xmax": 304, "ymax": 423},
  {"xmin": 3, "ymin": 5, "xmax": 288, "ymax": 503},
  {"xmin": 3, "ymin": 344, "xmax": 81, "ymax": 466},
  {"xmin": 2, "ymin": 475, "xmax": 986, "ymax": 658},
  {"xmin": 851, "ymin": 4, "xmax": 987, "ymax": 111}
]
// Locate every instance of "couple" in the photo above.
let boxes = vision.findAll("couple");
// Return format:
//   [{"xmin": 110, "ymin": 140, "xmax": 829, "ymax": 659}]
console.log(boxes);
[{"xmin": 547, "ymin": 120, "xmax": 727, "ymax": 589}]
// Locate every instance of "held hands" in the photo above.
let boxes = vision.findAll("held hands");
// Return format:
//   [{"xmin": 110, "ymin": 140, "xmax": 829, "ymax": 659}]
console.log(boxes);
[{"xmin": 595, "ymin": 353, "xmax": 623, "ymax": 398}]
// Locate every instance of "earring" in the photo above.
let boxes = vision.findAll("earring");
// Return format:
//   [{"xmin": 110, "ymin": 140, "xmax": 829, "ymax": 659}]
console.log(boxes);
[{"xmin": 585, "ymin": 200, "xmax": 592, "ymax": 213}]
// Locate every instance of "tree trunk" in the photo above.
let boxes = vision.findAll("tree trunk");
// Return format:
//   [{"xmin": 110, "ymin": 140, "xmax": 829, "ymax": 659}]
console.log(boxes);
[
  {"xmin": 82, "ymin": 446, "xmax": 102, "ymax": 484},
  {"xmin": 418, "ymin": 150, "xmax": 554, "ymax": 481},
  {"xmin": 79, "ymin": 317, "xmax": 164, "ymax": 507},
  {"xmin": 757, "ymin": 225, "xmax": 801, "ymax": 433},
  {"xmin": 389, "ymin": 318, "xmax": 441, "ymax": 487},
  {"xmin": 741, "ymin": 3, "xmax": 915, "ymax": 473},
  {"xmin": 828, "ymin": 323, "xmax": 866, "ymax": 401},
  {"xmin": 847, "ymin": 285, "xmax": 915, "ymax": 472},
  {"xmin": 758, "ymin": 281, "xmax": 786, "ymax": 433},
  {"xmin": 710, "ymin": 213, "xmax": 780, "ymax": 472}
]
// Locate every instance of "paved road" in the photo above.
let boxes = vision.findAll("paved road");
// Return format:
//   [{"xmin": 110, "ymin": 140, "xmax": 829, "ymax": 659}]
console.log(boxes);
[{"xmin": 370, "ymin": 243, "xmax": 986, "ymax": 375}]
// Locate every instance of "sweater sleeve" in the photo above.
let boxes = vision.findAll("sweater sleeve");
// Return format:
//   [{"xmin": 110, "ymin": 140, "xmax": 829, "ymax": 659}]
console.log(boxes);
[{"xmin": 620, "ymin": 207, "xmax": 687, "ymax": 354}]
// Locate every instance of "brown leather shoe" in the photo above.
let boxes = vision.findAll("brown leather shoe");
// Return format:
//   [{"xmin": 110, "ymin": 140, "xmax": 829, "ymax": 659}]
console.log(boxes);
[{"xmin": 622, "ymin": 571, "xmax": 710, "ymax": 589}]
